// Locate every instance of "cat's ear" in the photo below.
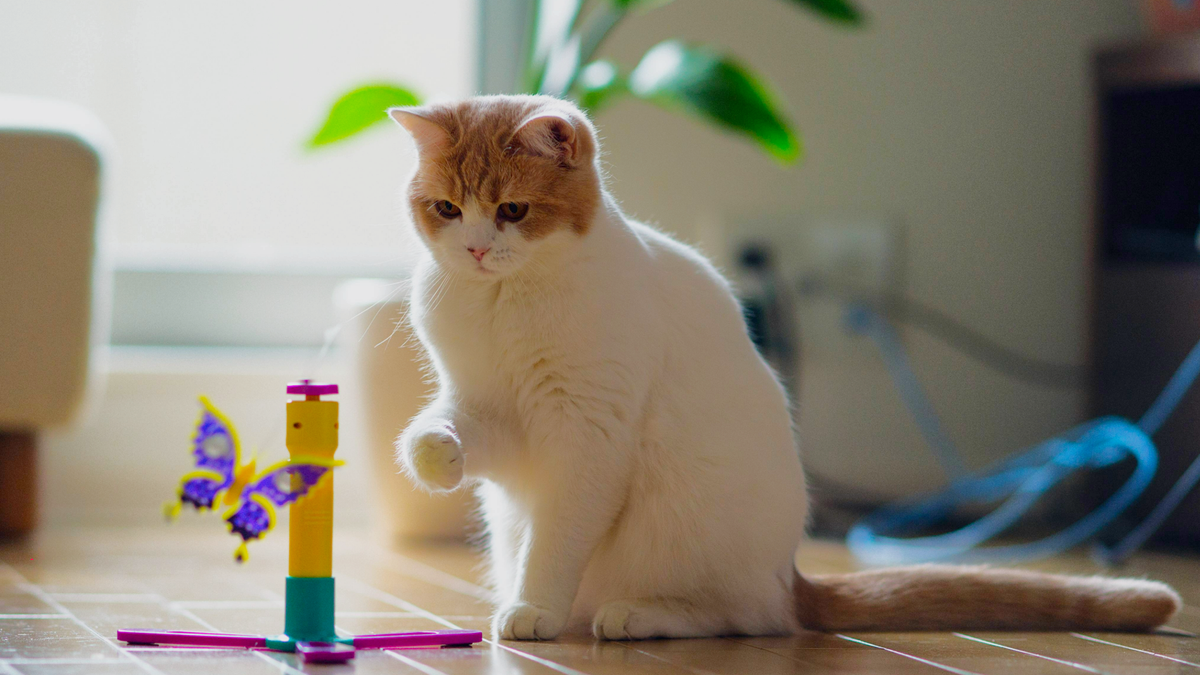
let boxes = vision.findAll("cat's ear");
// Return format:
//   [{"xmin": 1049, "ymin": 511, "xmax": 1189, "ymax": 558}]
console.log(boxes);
[
  {"xmin": 509, "ymin": 112, "xmax": 585, "ymax": 166},
  {"xmin": 388, "ymin": 107, "xmax": 449, "ymax": 153}
]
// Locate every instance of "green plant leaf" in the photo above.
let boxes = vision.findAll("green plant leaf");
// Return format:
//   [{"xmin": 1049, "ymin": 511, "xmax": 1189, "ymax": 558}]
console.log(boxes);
[
  {"xmin": 785, "ymin": 0, "xmax": 864, "ymax": 25},
  {"xmin": 307, "ymin": 84, "xmax": 421, "ymax": 148},
  {"xmin": 628, "ymin": 41, "xmax": 800, "ymax": 163},
  {"xmin": 575, "ymin": 60, "xmax": 626, "ymax": 112},
  {"xmin": 525, "ymin": 0, "xmax": 585, "ymax": 93},
  {"xmin": 539, "ymin": 1, "xmax": 626, "ymax": 97}
]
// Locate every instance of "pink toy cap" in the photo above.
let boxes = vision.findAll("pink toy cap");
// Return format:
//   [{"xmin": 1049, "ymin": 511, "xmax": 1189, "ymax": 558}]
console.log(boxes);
[{"xmin": 287, "ymin": 379, "xmax": 338, "ymax": 396}]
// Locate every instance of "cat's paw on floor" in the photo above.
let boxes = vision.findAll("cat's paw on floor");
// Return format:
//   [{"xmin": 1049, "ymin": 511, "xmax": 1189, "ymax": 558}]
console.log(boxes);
[
  {"xmin": 593, "ymin": 599, "xmax": 699, "ymax": 640},
  {"xmin": 494, "ymin": 601, "xmax": 565, "ymax": 640},
  {"xmin": 402, "ymin": 426, "xmax": 464, "ymax": 491}
]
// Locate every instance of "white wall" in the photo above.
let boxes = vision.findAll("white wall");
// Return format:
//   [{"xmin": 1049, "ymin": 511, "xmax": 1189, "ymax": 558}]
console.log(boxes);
[{"xmin": 593, "ymin": 0, "xmax": 1143, "ymax": 497}]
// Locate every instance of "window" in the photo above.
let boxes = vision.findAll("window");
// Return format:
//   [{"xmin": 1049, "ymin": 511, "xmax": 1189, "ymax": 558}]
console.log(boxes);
[{"xmin": 0, "ymin": 1, "xmax": 478, "ymax": 346}]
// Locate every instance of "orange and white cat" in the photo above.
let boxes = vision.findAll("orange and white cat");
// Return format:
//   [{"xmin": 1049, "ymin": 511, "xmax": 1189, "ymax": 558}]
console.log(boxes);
[{"xmin": 390, "ymin": 95, "xmax": 1180, "ymax": 640}]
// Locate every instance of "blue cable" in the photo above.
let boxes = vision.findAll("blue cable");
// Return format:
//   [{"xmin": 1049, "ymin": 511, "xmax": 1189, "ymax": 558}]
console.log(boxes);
[
  {"xmin": 844, "ymin": 303, "xmax": 1200, "ymax": 566},
  {"xmin": 844, "ymin": 307, "xmax": 968, "ymax": 480},
  {"xmin": 1094, "ymin": 337, "xmax": 1200, "ymax": 564}
]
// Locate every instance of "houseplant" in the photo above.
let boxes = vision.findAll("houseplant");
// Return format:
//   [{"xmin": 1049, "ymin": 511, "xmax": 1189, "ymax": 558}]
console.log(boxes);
[{"xmin": 307, "ymin": 0, "xmax": 863, "ymax": 163}]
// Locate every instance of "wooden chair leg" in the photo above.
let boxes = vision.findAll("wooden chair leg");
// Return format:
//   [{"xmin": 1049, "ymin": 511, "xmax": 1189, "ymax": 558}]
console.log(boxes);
[{"xmin": 0, "ymin": 431, "xmax": 37, "ymax": 536}]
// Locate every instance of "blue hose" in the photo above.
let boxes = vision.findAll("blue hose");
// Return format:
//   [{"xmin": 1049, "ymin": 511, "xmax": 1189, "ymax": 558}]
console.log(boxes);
[{"xmin": 844, "ymin": 304, "xmax": 1200, "ymax": 566}]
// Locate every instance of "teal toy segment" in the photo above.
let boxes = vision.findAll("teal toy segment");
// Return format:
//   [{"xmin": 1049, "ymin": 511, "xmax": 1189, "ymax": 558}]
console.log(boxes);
[{"xmin": 264, "ymin": 576, "xmax": 340, "ymax": 650}]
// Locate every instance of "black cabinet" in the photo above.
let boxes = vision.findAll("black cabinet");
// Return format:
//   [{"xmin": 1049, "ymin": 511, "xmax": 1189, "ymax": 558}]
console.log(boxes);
[{"xmin": 1091, "ymin": 37, "xmax": 1200, "ymax": 546}]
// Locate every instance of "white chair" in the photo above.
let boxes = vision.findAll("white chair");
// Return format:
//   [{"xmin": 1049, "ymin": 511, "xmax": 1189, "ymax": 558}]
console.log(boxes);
[{"xmin": 0, "ymin": 94, "xmax": 112, "ymax": 535}]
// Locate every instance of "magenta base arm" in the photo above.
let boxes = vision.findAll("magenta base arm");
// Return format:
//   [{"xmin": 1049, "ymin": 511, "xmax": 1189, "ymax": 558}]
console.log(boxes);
[{"xmin": 117, "ymin": 629, "xmax": 483, "ymax": 663}]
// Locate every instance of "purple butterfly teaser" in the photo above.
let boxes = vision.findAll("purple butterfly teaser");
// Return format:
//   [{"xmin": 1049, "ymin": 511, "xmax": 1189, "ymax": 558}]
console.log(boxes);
[
  {"xmin": 164, "ymin": 397, "xmax": 341, "ymax": 562},
  {"xmin": 225, "ymin": 463, "xmax": 332, "ymax": 542}
]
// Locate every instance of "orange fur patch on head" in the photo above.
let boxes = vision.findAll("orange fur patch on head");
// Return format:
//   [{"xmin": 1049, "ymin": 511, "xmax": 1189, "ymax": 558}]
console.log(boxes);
[{"xmin": 394, "ymin": 95, "xmax": 602, "ymax": 242}]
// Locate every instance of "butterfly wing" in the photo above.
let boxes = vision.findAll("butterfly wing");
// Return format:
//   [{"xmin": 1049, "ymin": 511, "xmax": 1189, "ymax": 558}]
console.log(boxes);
[
  {"xmin": 223, "ymin": 458, "xmax": 342, "ymax": 562},
  {"xmin": 191, "ymin": 396, "xmax": 241, "ymax": 487},
  {"xmin": 163, "ymin": 397, "xmax": 242, "ymax": 519},
  {"xmin": 177, "ymin": 470, "xmax": 229, "ymax": 510}
]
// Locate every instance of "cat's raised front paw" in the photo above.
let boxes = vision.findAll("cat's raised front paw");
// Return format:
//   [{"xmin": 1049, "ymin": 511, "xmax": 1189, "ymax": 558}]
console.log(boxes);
[
  {"xmin": 398, "ymin": 426, "xmax": 464, "ymax": 491},
  {"xmin": 493, "ymin": 602, "xmax": 564, "ymax": 641}
]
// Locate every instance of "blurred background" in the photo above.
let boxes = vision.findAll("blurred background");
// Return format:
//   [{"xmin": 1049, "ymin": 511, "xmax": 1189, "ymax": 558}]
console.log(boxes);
[{"xmin": 1, "ymin": 0, "xmax": 1198, "ymax": 552}]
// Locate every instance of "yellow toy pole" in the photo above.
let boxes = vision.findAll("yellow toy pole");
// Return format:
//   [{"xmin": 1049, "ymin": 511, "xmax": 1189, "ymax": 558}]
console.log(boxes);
[
  {"xmin": 285, "ymin": 388, "xmax": 339, "ymax": 577},
  {"xmin": 267, "ymin": 380, "xmax": 341, "ymax": 649}
]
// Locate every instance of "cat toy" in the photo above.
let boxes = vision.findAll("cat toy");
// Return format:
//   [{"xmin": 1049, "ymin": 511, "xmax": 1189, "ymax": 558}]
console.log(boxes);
[
  {"xmin": 118, "ymin": 381, "xmax": 482, "ymax": 663},
  {"xmin": 162, "ymin": 393, "xmax": 343, "ymax": 563}
]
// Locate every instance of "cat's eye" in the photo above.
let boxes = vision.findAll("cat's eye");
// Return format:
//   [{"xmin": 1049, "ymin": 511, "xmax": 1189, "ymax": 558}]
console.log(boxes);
[
  {"xmin": 435, "ymin": 200, "xmax": 461, "ymax": 219},
  {"xmin": 497, "ymin": 202, "xmax": 529, "ymax": 222}
]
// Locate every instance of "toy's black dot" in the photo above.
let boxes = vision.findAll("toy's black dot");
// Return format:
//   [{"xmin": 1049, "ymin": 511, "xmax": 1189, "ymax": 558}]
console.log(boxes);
[{"xmin": 292, "ymin": 422, "xmax": 302, "ymax": 429}]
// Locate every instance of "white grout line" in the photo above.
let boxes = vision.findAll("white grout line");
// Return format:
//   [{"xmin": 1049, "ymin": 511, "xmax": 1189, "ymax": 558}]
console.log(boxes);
[
  {"xmin": 49, "ymin": 593, "xmax": 162, "ymax": 604},
  {"xmin": 2, "ymin": 658, "xmax": 131, "ymax": 662},
  {"xmin": 333, "ymin": 611, "xmax": 421, "ymax": 618},
  {"xmin": 0, "ymin": 614, "xmax": 71, "ymax": 619},
  {"xmin": 334, "ymin": 619, "xmax": 451, "ymax": 674},
  {"xmin": 485, "ymin": 640, "xmax": 591, "ymax": 675},
  {"xmin": 336, "ymin": 575, "xmax": 463, "ymax": 630},
  {"xmin": 385, "ymin": 650, "xmax": 452, "ymax": 675},
  {"xmin": 170, "ymin": 600, "xmax": 284, "ymax": 609},
  {"xmin": 837, "ymin": 634, "xmax": 985, "ymax": 675},
  {"xmin": 954, "ymin": 633, "xmax": 1111, "ymax": 674},
  {"xmin": 166, "ymin": 604, "xmax": 307, "ymax": 675},
  {"xmin": 368, "ymin": 548, "xmax": 494, "ymax": 601},
  {"xmin": 1071, "ymin": 632, "xmax": 1200, "ymax": 668},
  {"xmin": 1, "ymin": 565, "xmax": 165, "ymax": 675},
  {"xmin": 339, "ymin": 574, "xmax": 595, "ymax": 675},
  {"xmin": 254, "ymin": 652, "xmax": 310, "ymax": 675},
  {"xmin": 622, "ymin": 643, "xmax": 724, "ymax": 675},
  {"xmin": 0, "ymin": 661, "xmax": 19, "ymax": 675}
]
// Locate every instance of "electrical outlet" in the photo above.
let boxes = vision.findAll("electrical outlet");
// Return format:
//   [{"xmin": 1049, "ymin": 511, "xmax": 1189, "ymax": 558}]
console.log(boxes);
[
  {"xmin": 802, "ymin": 220, "xmax": 899, "ymax": 302},
  {"xmin": 726, "ymin": 214, "xmax": 902, "ymax": 362}
]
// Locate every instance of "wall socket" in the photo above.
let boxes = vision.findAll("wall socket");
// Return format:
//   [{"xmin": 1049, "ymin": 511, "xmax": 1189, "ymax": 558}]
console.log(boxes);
[
  {"xmin": 727, "ymin": 215, "xmax": 903, "ymax": 360},
  {"xmin": 800, "ymin": 220, "xmax": 899, "ymax": 302}
]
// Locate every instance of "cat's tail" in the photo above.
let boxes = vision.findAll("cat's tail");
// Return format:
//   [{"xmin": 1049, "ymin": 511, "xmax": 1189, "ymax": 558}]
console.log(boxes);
[{"xmin": 793, "ymin": 565, "xmax": 1181, "ymax": 632}]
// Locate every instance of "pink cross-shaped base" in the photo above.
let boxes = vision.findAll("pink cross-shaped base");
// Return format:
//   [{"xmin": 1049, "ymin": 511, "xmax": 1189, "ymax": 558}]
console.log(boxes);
[{"xmin": 117, "ymin": 628, "xmax": 483, "ymax": 663}]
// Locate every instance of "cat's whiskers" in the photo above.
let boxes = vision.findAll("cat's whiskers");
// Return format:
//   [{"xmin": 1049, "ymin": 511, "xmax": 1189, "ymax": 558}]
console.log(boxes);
[
  {"xmin": 423, "ymin": 264, "xmax": 458, "ymax": 319},
  {"xmin": 377, "ymin": 265, "xmax": 454, "ymax": 349},
  {"xmin": 357, "ymin": 279, "xmax": 409, "ymax": 345}
]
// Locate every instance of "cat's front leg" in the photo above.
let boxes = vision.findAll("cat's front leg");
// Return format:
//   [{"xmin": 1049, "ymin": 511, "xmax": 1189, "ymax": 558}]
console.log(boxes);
[
  {"xmin": 494, "ymin": 423, "xmax": 630, "ymax": 641},
  {"xmin": 396, "ymin": 397, "xmax": 510, "ymax": 491},
  {"xmin": 396, "ymin": 421, "xmax": 464, "ymax": 491}
]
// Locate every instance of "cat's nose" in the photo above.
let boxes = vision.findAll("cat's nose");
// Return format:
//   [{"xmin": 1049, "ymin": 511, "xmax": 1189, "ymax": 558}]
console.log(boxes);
[{"xmin": 467, "ymin": 247, "xmax": 490, "ymax": 262}]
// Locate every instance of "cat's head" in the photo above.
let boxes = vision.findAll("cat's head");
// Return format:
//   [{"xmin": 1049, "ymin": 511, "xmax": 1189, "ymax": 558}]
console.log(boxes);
[{"xmin": 390, "ymin": 95, "xmax": 602, "ymax": 278}]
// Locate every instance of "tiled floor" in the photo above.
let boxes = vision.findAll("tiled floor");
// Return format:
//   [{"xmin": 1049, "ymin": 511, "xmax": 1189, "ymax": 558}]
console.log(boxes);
[{"xmin": 3, "ymin": 527, "xmax": 1200, "ymax": 674}]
